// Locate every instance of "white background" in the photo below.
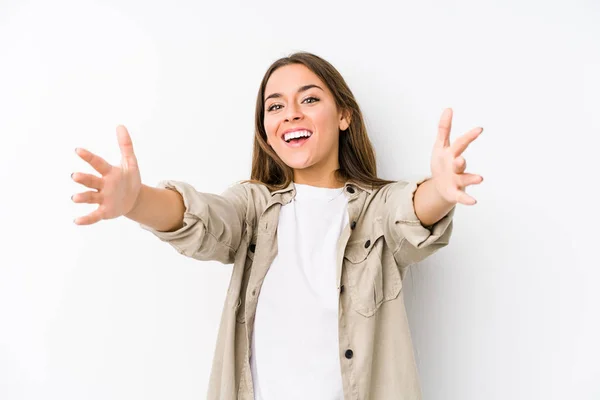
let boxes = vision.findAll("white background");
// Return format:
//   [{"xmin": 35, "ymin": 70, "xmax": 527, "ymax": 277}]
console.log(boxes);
[{"xmin": 1, "ymin": 0, "xmax": 598, "ymax": 399}]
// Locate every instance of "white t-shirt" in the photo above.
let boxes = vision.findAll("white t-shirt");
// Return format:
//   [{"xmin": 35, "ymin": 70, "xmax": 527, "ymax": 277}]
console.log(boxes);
[{"xmin": 250, "ymin": 182, "xmax": 349, "ymax": 400}]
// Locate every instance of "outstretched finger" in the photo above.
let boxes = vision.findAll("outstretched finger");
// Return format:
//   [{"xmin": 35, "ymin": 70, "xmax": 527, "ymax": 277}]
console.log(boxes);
[
  {"xmin": 456, "ymin": 190, "xmax": 477, "ymax": 205},
  {"xmin": 71, "ymin": 190, "xmax": 102, "ymax": 205},
  {"xmin": 71, "ymin": 172, "xmax": 104, "ymax": 190},
  {"xmin": 116, "ymin": 125, "xmax": 138, "ymax": 169},
  {"xmin": 458, "ymin": 173, "xmax": 483, "ymax": 187},
  {"xmin": 75, "ymin": 147, "xmax": 112, "ymax": 176},
  {"xmin": 74, "ymin": 209, "xmax": 104, "ymax": 225},
  {"xmin": 435, "ymin": 108, "xmax": 453, "ymax": 148},
  {"xmin": 451, "ymin": 127, "xmax": 483, "ymax": 157}
]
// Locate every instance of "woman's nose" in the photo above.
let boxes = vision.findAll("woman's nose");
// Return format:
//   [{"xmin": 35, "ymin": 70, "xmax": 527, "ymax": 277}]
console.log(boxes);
[{"xmin": 284, "ymin": 103, "xmax": 303, "ymax": 122}]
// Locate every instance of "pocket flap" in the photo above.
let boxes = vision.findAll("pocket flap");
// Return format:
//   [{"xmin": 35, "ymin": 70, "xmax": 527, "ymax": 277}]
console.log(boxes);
[{"xmin": 344, "ymin": 223, "xmax": 385, "ymax": 263}]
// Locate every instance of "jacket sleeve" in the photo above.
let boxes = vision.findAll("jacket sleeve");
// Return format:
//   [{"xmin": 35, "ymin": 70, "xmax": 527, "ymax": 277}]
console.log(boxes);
[
  {"xmin": 384, "ymin": 177, "xmax": 455, "ymax": 266},
  {"xmin": 139, "ymin": 180, "xmax": 248, "ymax": 264}
]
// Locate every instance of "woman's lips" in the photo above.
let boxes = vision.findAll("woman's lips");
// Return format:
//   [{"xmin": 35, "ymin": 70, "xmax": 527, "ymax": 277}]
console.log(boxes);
[{"xmin": 284, "ymin": 135, "xmax": 311, "ymax": 148}]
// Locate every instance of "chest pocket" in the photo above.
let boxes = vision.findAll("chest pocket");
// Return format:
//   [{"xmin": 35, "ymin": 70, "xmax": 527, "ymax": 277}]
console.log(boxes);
[{"xmin": 343, "ymin": 220, "xmax": 402, "ymax": 317}]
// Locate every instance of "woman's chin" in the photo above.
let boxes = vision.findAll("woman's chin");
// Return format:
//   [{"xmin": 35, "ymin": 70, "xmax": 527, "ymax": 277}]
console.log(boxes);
[{"xmin": 282, "ymin": 156, "xmax": 313, "ymax": 170}]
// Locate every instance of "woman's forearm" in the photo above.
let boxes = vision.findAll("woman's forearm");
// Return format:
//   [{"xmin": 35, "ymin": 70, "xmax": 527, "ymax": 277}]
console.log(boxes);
[
  {"xmin": 124, "ymin": 184, "xmax": 186, "ymax": 232},
  {"xmin": 413, "ymin": 178, "xmax": 456, "ymax": 227}
]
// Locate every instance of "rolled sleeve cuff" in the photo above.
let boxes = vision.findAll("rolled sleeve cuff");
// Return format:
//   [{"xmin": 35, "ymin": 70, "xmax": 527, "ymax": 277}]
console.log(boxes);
[
  {"xmin": 391, "ymin": 176, "xmax": 455, "ymax": 250},
  {"xmin": 138, "ymin": 179, "xmax": 203, "ymax": 241}
]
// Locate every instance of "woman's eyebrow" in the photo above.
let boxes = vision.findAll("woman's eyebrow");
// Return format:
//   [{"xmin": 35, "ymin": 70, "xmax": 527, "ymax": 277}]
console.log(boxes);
[{"xmin": 264, "ymin": 84, "xmax": 324, "ymax": 104}]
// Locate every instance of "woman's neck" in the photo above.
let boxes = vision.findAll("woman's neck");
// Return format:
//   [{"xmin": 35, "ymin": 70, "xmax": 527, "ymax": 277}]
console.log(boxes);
[{"xmin": 293, "ymin": 168, "xmax": 345, "ymax": 189}]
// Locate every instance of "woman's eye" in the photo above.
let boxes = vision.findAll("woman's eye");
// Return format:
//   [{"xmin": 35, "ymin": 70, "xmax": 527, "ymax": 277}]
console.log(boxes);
[{"xmin": 266, "ymin": 96, "xmax": 320, "ymax": 112}]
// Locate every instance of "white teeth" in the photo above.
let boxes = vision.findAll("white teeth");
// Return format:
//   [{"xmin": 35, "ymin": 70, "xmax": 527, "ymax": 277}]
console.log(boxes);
[{"xmin": 284, "ymin": 130, "xmax": 312, "ymax": 142}]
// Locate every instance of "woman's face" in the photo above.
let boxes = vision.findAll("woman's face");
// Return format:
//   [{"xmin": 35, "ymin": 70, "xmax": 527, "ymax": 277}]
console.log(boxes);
[{"xmin": 263, "ymin": 64, "xmax": 349, "ymax": 177}]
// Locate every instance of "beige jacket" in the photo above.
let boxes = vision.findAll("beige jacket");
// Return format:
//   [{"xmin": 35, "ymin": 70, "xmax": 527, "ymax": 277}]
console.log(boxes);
[{"xmin": 141, "ymin": 177, "xmax": 455, "ymax": 400}]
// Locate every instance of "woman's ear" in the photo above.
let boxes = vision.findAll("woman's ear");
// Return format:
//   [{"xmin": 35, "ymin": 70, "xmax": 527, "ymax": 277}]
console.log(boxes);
[{"xmin": 339, "ymin": 109, "xmax": 351, "ymax": 131}]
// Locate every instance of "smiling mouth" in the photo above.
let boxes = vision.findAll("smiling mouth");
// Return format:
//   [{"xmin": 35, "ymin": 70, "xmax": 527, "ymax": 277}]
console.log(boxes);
[
  {"xmin": 282, "ymin": 130, "xmax": 313, "ymax": 148},
  {"xmin": 282, "ymin": 130, "xmax": 313, "ymax": 143}
]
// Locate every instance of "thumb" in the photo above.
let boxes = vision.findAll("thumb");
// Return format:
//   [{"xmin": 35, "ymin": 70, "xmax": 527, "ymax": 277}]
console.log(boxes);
[{"xmin": 116, "ymin": 125, "xmax": 138, "ymax": 169}]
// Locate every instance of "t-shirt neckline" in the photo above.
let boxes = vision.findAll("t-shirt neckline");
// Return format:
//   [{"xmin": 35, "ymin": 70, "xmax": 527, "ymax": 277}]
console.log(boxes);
[{"xmin": 293, "ymin": 182, "xmax": 345, "ymax": 202}]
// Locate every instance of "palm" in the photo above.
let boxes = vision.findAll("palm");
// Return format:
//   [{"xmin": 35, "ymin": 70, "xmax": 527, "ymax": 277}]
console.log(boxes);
[
  {"xmin": 430, "ymin": 108, "xmax": 483, "ymax": 205},
  {"xmin": 72, "ymin": 125, "xmax": 142, "ymax": 225},
  {"xmin": 100, "ymin": 159, "xmax": 141, "ymax": 219}
]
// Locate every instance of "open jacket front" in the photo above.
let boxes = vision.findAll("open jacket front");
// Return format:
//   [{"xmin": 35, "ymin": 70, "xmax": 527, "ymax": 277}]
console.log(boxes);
[{"xmin": 141, "ymin": 177, "xmax": 455, "ymax": 400}]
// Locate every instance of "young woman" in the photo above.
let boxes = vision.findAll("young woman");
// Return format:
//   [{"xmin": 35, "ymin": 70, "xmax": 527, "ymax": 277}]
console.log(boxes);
[{"xmin": 71, "ymin": 51, "xmax": 483, "ymax": 399}]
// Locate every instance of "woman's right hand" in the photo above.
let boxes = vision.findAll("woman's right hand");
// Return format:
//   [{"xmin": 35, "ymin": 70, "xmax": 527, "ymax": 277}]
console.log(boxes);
[{"xmin": 72, "ymin": 125, "xmax": 143, "ymax": 225}]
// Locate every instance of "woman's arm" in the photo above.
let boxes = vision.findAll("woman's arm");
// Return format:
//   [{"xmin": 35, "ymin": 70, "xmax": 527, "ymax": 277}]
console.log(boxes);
[
  {"xmin": 137, "ymin": 180, "xmax": 249, "ymax": 264},
  {"xmin": 124, "ymin": 184, "xmax": 186, "ymax": 232},
  {"xmin": 413, "ymin": 178, "xmax": 456, "ymax": 227}
]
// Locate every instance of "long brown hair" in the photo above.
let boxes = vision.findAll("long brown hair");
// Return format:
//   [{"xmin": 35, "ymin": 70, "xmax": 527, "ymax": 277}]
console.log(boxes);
[{"xmin": 244, "ymin": 51, "xmax": 394, "ymax": 192}]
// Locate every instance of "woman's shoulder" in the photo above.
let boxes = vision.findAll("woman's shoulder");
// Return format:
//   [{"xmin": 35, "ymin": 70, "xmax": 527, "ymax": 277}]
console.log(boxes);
[{"xmin": 226, "ymin": 179, "xmax": 273, "ymax": 205}]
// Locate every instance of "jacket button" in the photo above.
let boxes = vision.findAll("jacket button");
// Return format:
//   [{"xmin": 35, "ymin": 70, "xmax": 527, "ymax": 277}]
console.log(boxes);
[
  {"xmin": 340, "ymin": 285, "xmax": 345, "ymax": 294},
  {"xmin": 346, "ymin": 186, "xmax": 355, "ymax": 194},
  {"xmin": 364, "ymin": 240, "xmax": 371, "ymax": 248},
  {"xmin": 249, "ymin": 244, "xmax": 256, "ymax": 253},
  {"xmin": 350, "ymin": 221, "xmax": 356, "ymax": 230},
  {"xmin": 345, "ymin": 349, "xmax": 353, "ymax": 359}
]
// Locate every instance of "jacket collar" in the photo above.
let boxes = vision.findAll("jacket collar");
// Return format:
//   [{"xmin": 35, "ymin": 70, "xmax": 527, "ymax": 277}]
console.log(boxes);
[
  {"xmin": 270, "ymin": 180, "xmax": 373, "ymax": 196},
  {"xmin": 268, "ymin": 181, "xmax": 373, "ymax": 210},
  {"xmin": 264, "ymin": 179, "xmax": 373, "ymax": 214}
]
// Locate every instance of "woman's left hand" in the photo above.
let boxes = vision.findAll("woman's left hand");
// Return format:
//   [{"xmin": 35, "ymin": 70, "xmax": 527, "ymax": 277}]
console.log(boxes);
[{"xmin": 430, "ymin": 108, "xmax": 484, "ymax": 205}]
